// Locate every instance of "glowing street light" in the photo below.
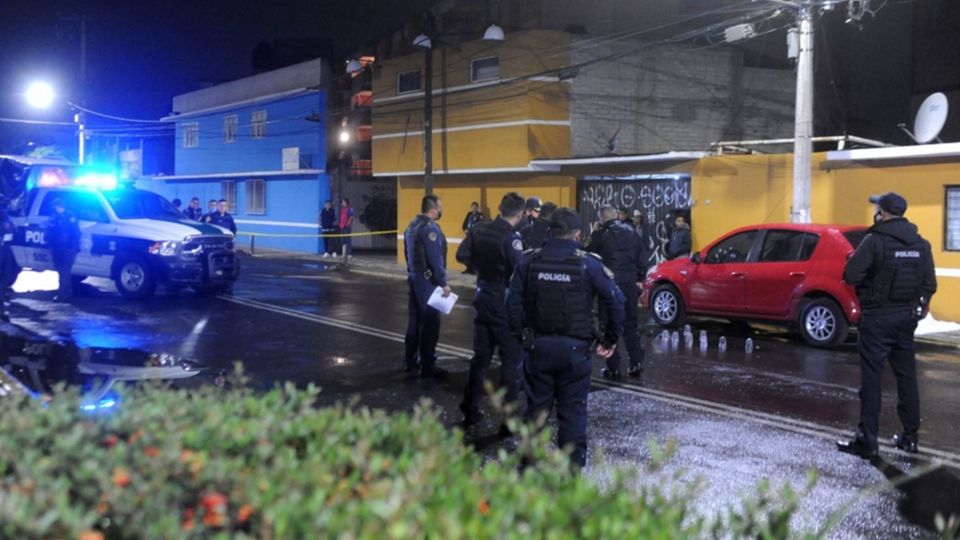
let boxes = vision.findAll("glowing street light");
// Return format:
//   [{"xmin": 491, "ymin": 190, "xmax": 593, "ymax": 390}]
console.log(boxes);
[{"xmin": 25, "ymin": 81, "xmax": 56, "ymax": 109}]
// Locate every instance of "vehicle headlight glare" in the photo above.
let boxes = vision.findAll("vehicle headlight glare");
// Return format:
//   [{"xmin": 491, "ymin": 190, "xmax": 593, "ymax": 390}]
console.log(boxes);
[{"xmin": 148, "ymin": 241, "xmax": 179, "ymax": 256}]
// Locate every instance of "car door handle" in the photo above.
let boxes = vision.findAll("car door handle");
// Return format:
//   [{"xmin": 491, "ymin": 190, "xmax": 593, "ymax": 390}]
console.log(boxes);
[
  {"xmin": 789, "ymin": 272, "xmax": 806, "ymax": 278},
  {"xmin": 730, "ymin": 271, "xmax": 745, "ymax": 277}
]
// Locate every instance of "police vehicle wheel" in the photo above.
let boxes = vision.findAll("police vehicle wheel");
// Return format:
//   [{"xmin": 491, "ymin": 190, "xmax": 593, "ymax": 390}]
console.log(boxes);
[
  {"xmin": 650, "ymin": 284, "xmax": 686, "ymax": 327},
  {"xmin": 114, "ymin": 256, "xmax": 156, "ymax": 299},
  {"xmin": 799, "ymin": 298, "xmax": 848, "ymax": 348}
]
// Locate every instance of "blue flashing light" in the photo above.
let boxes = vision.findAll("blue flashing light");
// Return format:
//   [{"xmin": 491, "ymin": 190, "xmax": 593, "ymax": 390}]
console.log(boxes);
[
  {"xmin": 74, "ymin": 171, "xmax": 118, "ymax": 190},
  {"xmin": 80, "ymin": 393, "xmax": 120, "ymax": 414}
]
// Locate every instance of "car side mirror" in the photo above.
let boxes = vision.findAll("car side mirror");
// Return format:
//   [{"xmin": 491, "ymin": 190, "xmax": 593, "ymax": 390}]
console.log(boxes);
[{"xmin": 690, "ymin": 252, "xmax": 701, "ymax": 264}]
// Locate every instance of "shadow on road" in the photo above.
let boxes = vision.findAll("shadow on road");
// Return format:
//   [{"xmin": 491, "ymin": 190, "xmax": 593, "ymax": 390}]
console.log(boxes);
[{"xmin": 873, "ymin": 458, "xmax": 960, "ymax": 532}]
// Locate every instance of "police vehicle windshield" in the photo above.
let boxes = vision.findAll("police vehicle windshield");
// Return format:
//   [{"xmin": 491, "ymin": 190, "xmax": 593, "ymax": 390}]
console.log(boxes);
[{"xmin": 104, "ymin": 190, "xmax": 182, "ymax": 220}]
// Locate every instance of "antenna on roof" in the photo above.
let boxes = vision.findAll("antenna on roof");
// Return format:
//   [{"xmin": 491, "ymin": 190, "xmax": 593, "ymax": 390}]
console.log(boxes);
[{"xmin": 898, "ymin": 92, "xmax": 949, "ymax": 144}]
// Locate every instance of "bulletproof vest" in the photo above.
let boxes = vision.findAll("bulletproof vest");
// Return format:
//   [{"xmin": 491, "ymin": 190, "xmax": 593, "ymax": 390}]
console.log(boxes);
[
  {"xmin": 867, "ymin": 232, "xmax": 926, "ymax": 306},
  {"xmin": 472, "ymin": 220, "xmax": 513, "ymax": 284},
  {"xmin": 522, "ymin": 219, "xmax": 550, "ymax": 250},
  {"xmin": 405, "ymin": 216, "xmax": 430, "ymax": 272},
  {"xmin": 600, "ymin": 222, "xmax": 639, "ymax": 282},
  {"xmin": 523, "ymin": 250, "xmax": 595, "ymax": 340}
]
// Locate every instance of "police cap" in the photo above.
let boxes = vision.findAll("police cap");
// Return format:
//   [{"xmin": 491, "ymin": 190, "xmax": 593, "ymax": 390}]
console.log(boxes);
[
  {"xmin": 525, "ymin": 197, "xmax": 542, "ymax": 211},
  {"xmin": 548, "ymin": 207, "xmax": 581, "ymax": 232},
  {"xmin": 868, "ymin": 192, "xmax": 907, "ymax": 216}
]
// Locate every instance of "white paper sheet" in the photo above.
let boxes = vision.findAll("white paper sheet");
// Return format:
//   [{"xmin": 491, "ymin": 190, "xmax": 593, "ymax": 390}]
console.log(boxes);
[{"xmin": 427, "ymin": 286, "xmax": 458, "ymax": 315}]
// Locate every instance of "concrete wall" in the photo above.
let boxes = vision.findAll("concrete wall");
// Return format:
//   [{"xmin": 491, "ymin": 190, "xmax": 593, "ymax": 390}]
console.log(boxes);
[{"xmin": 570, "ymin": 42, "xmax": 795, "ymax": 155}]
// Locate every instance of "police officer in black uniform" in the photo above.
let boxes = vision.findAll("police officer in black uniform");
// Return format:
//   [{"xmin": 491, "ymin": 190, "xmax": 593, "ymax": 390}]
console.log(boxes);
[
  {"xmin": 455, "ymin": 192, "xmax": 526, "ymax": 426},
  {"xmin": 837, "ymin": 192, "xmax": 937, "ymax": 458},
  {"xmin": 586, "ymin": 205, "xmax": 646, "ymax": 379},
  {"xmin": 403, "ymin": 194, "xmax": 451, "ymax": 379},
  {"xmin": 517, "ymin": 197, "xmax": 541, "ymax": 242},
  {"xmin": 507, "ymin": 208, "xmax": 625, "ymax": 469},
  {"xmin": 48, "ymin": 199, "xmax": 81, "ymax": 302},
  {"xmin": 521, "ymin": 201, "xmax": 556, "ymax": 250}
]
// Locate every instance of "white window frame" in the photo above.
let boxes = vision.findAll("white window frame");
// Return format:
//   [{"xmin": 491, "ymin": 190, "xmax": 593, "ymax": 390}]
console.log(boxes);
[
  {"xmin": 470, "ymin": 56, "xmax": 500, "ymax": 82},
  {"xmin": 223, "ymin": 115, "xmax": 238, "ymax": 143},
  {"xmin": 221, "ymin": 180, "xmax": 237, "ymax": 213},
  {"xmin": 245, "ymin": 179, "xmax": 266, "ymax": 215},
  {"xmin": 182, "ymin": 123, "xmax": 199, "ymax": 148},
  {"xmin": 250, "ymin": 110, "xmax": 267, "ymax": 139},
  {"xmin": 396, "ymin": 69, "xmax": 421, "ymax": 94},
  {"xmin": 947, "ymin": 186, "xmax": 960, "ymax": 251}
]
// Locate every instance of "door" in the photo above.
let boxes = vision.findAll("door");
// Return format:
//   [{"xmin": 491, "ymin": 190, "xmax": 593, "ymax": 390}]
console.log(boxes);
[
  {"xmin": 687, "ymin": 230, "xmax": 759, "ymax": 313},
  {"xmin": 744, "ymin": 230, "xmax": 819, "ymax": 317},
  {"xmin": 31, "ymin": 191, "xmax": 112, "ymax": 275}
]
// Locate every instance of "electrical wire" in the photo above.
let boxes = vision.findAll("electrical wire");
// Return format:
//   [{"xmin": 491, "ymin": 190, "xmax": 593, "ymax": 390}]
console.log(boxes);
[{"xmin": 68, "ymin": 102, "xmax": 169, "ymax": 124}]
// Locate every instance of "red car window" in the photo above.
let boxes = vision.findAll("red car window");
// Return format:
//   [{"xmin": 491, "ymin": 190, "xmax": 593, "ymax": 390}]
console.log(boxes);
[
  {"xmin": 759, "ymin": 231, "xmax": 820, "ymax": 262},
  {"xmin": 706, "ymin": 231, "xmax": 758, "ymax": 263}
]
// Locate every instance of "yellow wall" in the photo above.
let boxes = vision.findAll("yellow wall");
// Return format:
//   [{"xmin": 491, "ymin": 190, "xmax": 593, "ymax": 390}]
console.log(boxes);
[
  {"xmin": 396, "ymin": 175, "xmax": 577, "ymax": 270},
  {"xmin": 692, "ymin": 152, "xmax": 960, "ymax": 321}
]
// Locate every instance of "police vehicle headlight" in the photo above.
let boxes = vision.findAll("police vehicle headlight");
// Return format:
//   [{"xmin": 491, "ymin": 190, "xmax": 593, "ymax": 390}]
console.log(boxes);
[{"xmin": 148, "ymin": 241, "xmax": 180, "ymax": 256}]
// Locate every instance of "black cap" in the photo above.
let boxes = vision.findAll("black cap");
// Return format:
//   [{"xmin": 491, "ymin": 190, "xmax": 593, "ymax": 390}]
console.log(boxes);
[
  {"xmin": 548, "ymin": 207, "xmax": 581, "ymax": 231},
  {"xmin": 525, "ymin": 197, "xmax": 542, "ymax": 211},
  {"xmin": 868, "ymin": 192, "xmax": 907, "ymax": 216}
]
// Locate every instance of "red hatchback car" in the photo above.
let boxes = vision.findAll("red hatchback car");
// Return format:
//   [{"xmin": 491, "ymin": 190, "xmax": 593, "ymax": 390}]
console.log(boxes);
[{"xmin": 642, "ymin": 224, "xmax": 868, "ymax": 348}]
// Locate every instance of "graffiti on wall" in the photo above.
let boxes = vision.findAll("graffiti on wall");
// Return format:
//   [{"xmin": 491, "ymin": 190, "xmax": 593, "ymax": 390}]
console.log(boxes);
[{"xmin": 578, "ymin": 175, "xmax": 692, "ymax": 267}]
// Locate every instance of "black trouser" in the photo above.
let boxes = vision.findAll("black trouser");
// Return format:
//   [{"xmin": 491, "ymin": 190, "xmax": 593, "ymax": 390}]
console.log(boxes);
[
  {"xmin": 524, "ymin": 336, "xmax": 593, "ymax": 468},
  {"xmin": 611, "ymin": 280, "xmax": 644, "ymax": 372},
  {"xmin": 461, "ymin": 284, "xmax": 522, "ymax": 418},
  {"xmin": 53, "ymin": 248, "xmax": 77, "ymax": 298},
  {"xmin": 322, "ymin": 227, "xmax": 338, "ymax": 254},
  {"xmin": 857, "ymin": 307, "xmax": 920, "ymax": 447},
  {"xmin": 404, "ymin": 273, "xmax": 441, "ymax": 370}
]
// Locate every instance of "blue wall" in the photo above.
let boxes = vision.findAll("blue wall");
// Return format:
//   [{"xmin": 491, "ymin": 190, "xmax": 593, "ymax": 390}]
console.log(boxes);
[{"xmin": 174, "ymin": 92, "xmax": 326, "ymax": 175}]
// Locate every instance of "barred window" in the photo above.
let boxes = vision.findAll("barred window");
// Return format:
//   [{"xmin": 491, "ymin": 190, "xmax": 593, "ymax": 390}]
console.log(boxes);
[
  {"xmin": 223, "ymin": 115, "xmax": 238, "ymax": 143},
  {"xmin": 947, "ymin": 186, "xmax": 960, "ymax": 251},
  {"xmin": 221, "ymin": 181, "xmax": 237, "ymax": 213},
  {"xmin": 250, "ymin": 110, "xmax": 267, "ymax": 139},
  {"xmin": 246, "ymin": 179, "xmax": 265, "ymax": 215},
  {"xmin": 182, "ymin": 123, "xmax": 199, "ymax": 148}
]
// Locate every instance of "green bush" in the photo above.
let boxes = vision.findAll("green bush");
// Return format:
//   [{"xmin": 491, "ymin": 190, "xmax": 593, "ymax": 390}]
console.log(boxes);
[{"xmin": 0, "ymin": 375, "xmax": 807, "ymax": 539}]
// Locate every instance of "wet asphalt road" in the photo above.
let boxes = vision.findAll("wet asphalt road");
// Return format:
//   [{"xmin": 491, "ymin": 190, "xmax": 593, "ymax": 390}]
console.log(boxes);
[{"xmin": 2, "ymin": 253, "xmax": 958, "ymax": 538}]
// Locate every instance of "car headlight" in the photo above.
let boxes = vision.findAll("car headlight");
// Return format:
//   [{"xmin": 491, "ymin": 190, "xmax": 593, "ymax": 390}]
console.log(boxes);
[{"xmin": 148, "ymin": 240, "xmax": 179, "ymax": 256}]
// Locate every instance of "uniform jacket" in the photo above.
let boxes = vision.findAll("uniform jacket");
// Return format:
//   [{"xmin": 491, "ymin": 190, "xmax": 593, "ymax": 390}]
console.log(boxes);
[
  {"xmin": 461, "ymin": 211, "xmax": 485, "ymax": 232},
  {"xmin": 48, "ymin": 210, "xmax": 81, "ymax": 252},
  {"xmin": 404, "ymin": 214, "xmax": 448, "ymax": 287},
  {"xmin": 185, "ymin": 206, "xmax": 204, "ymax": 221},
  {"xmin": 585, "ymin": 219, "xmax": 645, "ymax": 283},
  {"xmin": 207, "ymin": 211, "xmax": 237, "ymax": 234}
]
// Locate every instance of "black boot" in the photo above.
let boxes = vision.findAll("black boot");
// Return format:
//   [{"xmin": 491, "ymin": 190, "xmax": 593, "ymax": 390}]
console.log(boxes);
[
  {"xmin": 836, "ymin": 434, "xmax": 879, "ymax": 459},
  {"xmin": 892, "ymin": 433, "xmax": 919, "ymax": 454}
]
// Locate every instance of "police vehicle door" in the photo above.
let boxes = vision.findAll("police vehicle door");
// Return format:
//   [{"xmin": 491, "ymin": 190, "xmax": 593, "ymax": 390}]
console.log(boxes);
[
  {"xmin": 17, "ymin": 192, "xmax": 55, "ymax": 271},
  {"xmin": 35, "ymin": 191, "xmax": 111, "ymax": 276}
]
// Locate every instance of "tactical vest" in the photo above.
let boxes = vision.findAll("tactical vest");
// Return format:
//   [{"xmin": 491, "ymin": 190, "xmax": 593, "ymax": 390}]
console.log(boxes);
[
  {"xmin": 523, "ymin": 250, "xmax": 595, "ymax": 340},
  {"xmin": 601, "ymin": 222, "xmax": 639, "ymax": 282},
  {"xmin": 405, "ymin": 216, "xmax": 430, "ymax": 273},
  {"xmin": 865, "ymin": 232, "xmax": 926, "ymax": 307},
  {"xmin": 473, "ymin": 220, "xmax": 513, "ymax": 284}
]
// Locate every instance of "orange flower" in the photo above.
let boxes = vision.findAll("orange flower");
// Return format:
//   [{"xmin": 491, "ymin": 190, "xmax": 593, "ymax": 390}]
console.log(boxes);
[
  {"xmin": 96, "ymin": 501, "xmax": 109, "ymax": 514},
  {"xmin": 102, "ymin": 434, "xmax": 119, "ymax": 448},
  {"xmin": 111, "ymin": 467, "xmax": 130, "ymax": 488},
  {"xmin": 201, "ymin": 492, "xmax": 228, "ymax": 528},
  {"xmin": 78, "ymin": 530, "xmax": 105, "ymax": 540},
  {"xmin": 143, "ymin": 446, "xmax": 160, "ymax": 458},
  {"xmin": 127, "ymin": 429, "xmax": 144, "ymax": 444},
  {"xmin": 182, "ymin": 507, "xmax": 196, "ymax": 530},
  {"xmin": 477, "ymin": 499, "xmax": 491, "ymax": 515},
  {"xmin": 237, "ymin": 504, "xmax": 253, "ymax": 523}
]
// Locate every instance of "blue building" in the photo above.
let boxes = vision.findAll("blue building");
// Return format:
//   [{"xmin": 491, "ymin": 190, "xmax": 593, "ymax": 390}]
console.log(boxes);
[{"xmin": 156, "ymin": 59, "xmax": 333, "ymax": 253}]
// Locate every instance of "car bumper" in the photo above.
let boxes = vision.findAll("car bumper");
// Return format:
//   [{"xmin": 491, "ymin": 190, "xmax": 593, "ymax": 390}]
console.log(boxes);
[{"xmin": 153, "ymin": 251, "xmax": 239, "ymax": 285}]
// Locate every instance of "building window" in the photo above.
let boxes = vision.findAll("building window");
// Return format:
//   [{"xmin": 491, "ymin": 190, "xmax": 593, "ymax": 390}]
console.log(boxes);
[
  {"xmin": 250, "ymin": 110, "xmax": 267, "ymax": 139},
  {"xmin": 470, "ymin": 56, "xmax": 499, "ymax": 82},
  {"xmin": 246, "ymin": 179, "xmax": 265, "ymax": 215},
  {"xmin": 223, "ymin": 115, "xmax": 238, "ymax": 143},
  {"xmin": 221, "ymin": 180, "xmax": 236, "ymax": 213},
  {"xmin": 947, "ymin": 186, "xmax": 960, "ymax": 251},
  {"xmin": 182, "ymin": 123, "xmax": 199, "ymax": 148},
  {"xmin": 397, "ymin": 69, "xmax": 421, "ymax": 94}
]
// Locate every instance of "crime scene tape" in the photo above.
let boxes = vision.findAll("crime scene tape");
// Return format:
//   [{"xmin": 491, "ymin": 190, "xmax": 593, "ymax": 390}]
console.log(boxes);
[{"xmin": 235, "ymin": 229, "xmax": 399, "ymax": 239}]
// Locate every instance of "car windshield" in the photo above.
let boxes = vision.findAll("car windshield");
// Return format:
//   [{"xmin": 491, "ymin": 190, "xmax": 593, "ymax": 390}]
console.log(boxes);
[
  {"xmin": 104, "ymin": 190, "xmax": 182, "ymax": 219},
  {"xmin": 842, "ymin": 230, "xmax": 867, "ymax": 249}
]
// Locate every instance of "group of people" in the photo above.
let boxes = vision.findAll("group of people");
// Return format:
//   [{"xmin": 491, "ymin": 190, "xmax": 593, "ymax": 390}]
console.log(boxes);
[
  {"xmin": 173, "ymin": 197, "xmax": 237, "ymax": 234},
  {"xmin": 405, "ymin": 190, "xmax": 936, "ymax": 470},
  {"xmin": 319, "ymin": 198, "xmax": 355, "ymax": 258}
]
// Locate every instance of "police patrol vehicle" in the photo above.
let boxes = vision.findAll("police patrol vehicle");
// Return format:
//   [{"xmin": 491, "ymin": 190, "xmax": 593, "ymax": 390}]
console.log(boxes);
[{"xmin": 1, "ymin": 156, "xmax": 238, "ymax": 299}]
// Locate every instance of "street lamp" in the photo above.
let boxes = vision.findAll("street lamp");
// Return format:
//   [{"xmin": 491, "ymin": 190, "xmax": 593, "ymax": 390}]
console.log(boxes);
[
  {"xmin": 413, "ymin": 23, "xmax": 505, "ymax": 195},
  {"xmin": 24, "ymin": 81, "xmax": 85, "ymax": 165}
]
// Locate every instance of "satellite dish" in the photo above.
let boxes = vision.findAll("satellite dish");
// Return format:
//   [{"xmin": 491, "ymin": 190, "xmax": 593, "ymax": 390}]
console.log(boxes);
[{"xmin": 913, "ymin": 92, "xmax": 949, "ymax": 144}]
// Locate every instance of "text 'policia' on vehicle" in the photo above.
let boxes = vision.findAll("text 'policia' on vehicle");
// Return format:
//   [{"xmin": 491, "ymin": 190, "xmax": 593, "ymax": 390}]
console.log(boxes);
[{"xmin": 0, "ymin": 155, "xmax": 239, "ymax": 299}]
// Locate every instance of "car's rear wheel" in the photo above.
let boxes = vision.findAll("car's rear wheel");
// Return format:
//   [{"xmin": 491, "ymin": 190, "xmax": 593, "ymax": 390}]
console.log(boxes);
[
  {"xmin": 114, "ymin": 255, "xmax": 156, "ymax": 299},
  {"xmin": 799, "ymin": 298, "xmax": 848, "ymax": 348},
  {"xmin": 650, "ymin": 284, "xmax": 686, "ymax": 327}
]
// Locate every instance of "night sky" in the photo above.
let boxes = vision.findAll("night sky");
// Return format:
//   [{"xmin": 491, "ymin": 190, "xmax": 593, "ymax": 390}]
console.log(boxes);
[{"xmin": 0, "ymin": 0, "xmax": 436, "ymax": 157}]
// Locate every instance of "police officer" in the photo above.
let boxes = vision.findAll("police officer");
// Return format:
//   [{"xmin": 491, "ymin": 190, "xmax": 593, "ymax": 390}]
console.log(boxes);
[
  {"xmin": 507, "ymin": 208, "xmax": 625, "ymax": 469},
  {"xmin": 521, "ymin": 201, "xmax": 556, "ymax": 250},
  {"xmin": 837, "ymin": 192, "xmax": 937, "ymax": 458},
  {"xmin": 0, "ymin": 203, "xmax": 16, "ymax": 321},
  {"xmin": 586, "ymin": 206, "xmax": 646, "ymax": 379},
  {"xmin": 403, "ymin": 194, "xmax": 451, "ymax": 379},
  {"xmin": 207, "ymin": 199, "xmax": 237, "ymax": 235},
  {"xmin": 455, "ymin": 192, "xmax": 526, "ymax": 426},
  {"xmin": 48, "ymin": 199, "xmax": 81, "ymax": 302},
  {"xmin": 517, "ymin": 197, "xmax": 541, "ymax": 241}
]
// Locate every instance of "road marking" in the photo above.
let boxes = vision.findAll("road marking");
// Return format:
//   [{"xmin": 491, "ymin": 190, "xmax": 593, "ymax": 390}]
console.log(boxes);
[{"xmin": 220, "ymin": 295, "xmax": 960, "ymax": 468}]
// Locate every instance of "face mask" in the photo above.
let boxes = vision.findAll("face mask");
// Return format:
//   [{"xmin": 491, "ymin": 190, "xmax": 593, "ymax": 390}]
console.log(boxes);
[
  {"xmin": 873, "ymin": 210, "xmax": 882, "ymax": 224},
  {"xmin": 436, "ymin": 210, "xmax": 443, "ymax": 220}
]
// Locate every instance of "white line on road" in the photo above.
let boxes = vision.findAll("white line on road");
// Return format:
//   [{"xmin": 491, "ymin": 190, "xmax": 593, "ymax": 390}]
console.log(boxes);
[{"xmin": 220, "ymin": 294, "xmax": 960, "ymax": 468}]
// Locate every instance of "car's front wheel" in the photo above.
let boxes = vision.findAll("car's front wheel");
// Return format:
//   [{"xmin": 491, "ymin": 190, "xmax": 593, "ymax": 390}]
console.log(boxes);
[
  {"xmin": 114, "ymin": 255, "xmax": 156, "ymax": 299},
  {"xmin": 650, "ymin": 284, "xmax": 686, "ymax": 327},
  {"xmin": 799, "ymin": 298, "xmax": 848, "ymax": 348}
]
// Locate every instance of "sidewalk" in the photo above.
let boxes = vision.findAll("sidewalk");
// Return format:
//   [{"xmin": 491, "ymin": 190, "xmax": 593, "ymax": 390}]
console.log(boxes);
[{"xmin": 244, "ymin": 248, "xmax": 960, "ymax": 351}]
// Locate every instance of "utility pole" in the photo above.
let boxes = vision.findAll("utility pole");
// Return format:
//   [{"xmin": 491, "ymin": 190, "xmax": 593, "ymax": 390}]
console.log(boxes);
[
  {"xmin": 791, "ymin": 2, "xmax": 815, "ymax": 224},
  {"xmin": 63, "ymin": 15, "xmax": 92, "ymax": 165},
  {"xmin": 423, "ymin": 44, "xmax": 434, "ymax": 196}
]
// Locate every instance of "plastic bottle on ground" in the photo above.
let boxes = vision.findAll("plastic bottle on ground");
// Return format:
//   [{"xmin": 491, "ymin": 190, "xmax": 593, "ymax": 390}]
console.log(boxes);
[
  {"xmin": 699, "ymin": 330, "xmax": 708, "ymax": 351},
  {"xmin": 718, "ymin": 336, "xmax": 727, "ymax": 353}
]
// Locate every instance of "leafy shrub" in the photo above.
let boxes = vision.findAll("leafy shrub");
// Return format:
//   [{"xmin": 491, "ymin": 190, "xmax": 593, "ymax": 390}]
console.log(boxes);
[{"xmin": 0, "ymin": 376, "xmax": 806, "ymax": 539}]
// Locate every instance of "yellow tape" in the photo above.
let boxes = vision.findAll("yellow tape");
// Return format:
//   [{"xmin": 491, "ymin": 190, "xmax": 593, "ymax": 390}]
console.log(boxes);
[{"xmin": 235, "ymin": 229, "xmax": 399, "ymax": 239}]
